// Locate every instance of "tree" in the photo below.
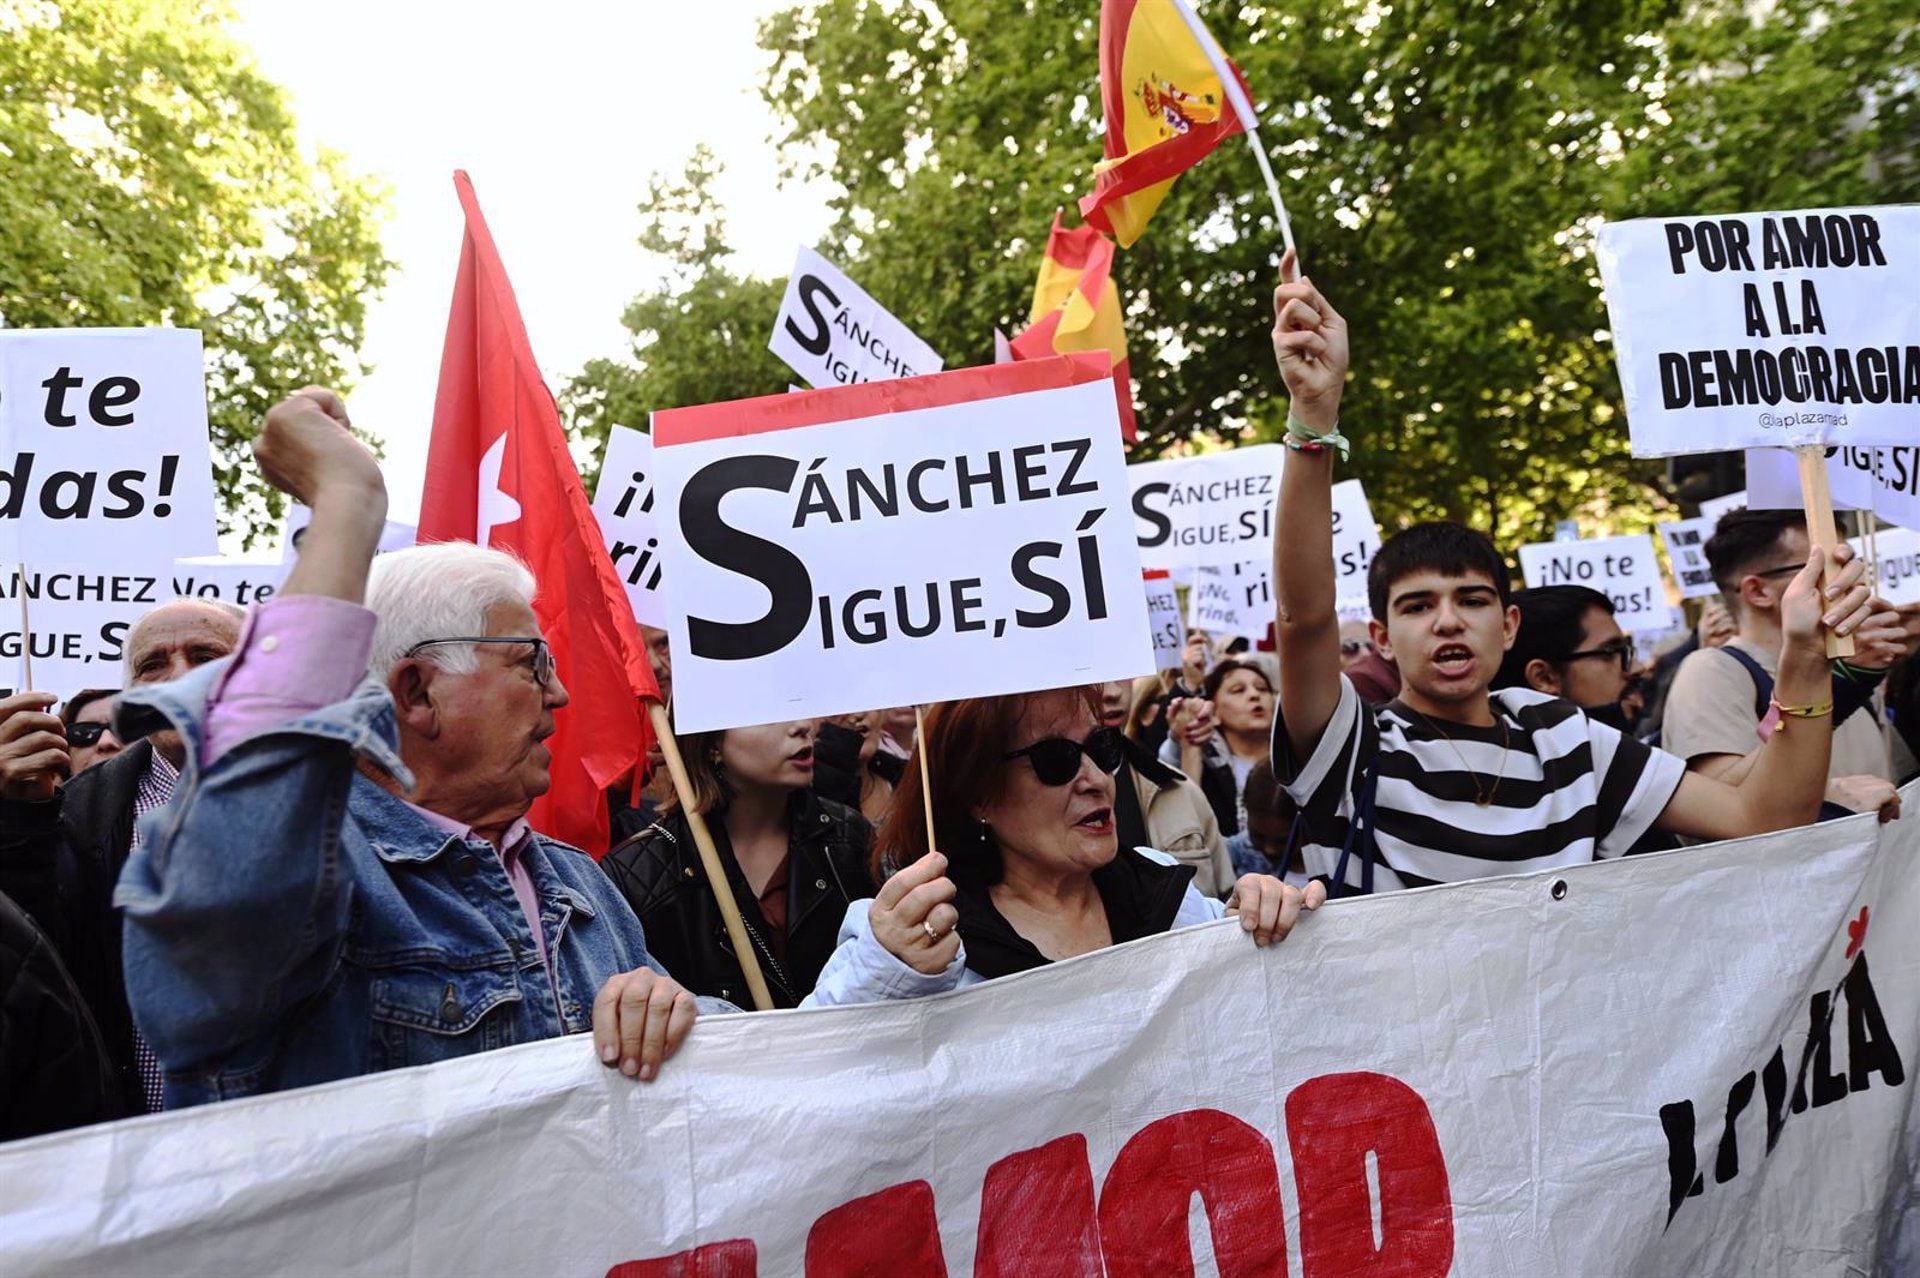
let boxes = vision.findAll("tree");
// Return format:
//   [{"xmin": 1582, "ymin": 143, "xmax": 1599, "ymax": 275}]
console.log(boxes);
[
  {"xmin": 1, "ymin": 0, "xmax": 391, "ymax": 544},
  {"xmin": 575, "ymin": 0, "xmax": 1918, "ymax": 546}
]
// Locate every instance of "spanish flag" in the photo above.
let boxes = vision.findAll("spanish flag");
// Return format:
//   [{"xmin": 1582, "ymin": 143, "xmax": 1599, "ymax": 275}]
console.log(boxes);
[
  {"xmin": 1008, "ymin": 213, "xmax": 1137, "ymax": 442},
  {"xmin": 1078, "ymin": 0, "xmax": 1249, "ymax": 248}
]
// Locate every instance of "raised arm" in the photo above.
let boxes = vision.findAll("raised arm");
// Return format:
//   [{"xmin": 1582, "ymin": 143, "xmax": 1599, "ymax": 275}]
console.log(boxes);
[
  {"xmin": 1270, "ymin": 250, "xmax": 1351, "ymax": 761},
  {"xmin": 1658, "ymin": 546, "xmax": 1876, "ymax": 840}
]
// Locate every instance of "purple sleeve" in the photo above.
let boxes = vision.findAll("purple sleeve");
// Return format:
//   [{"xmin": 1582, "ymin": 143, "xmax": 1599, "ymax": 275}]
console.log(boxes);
[{"xmin": 203, "ymin": 595, "xmax": 379, "ymax": 765}]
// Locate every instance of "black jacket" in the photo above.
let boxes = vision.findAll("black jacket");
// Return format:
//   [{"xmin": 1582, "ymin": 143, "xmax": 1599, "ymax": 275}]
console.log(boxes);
[
  {"xmin": 601, "ymin": 792, "xmax": 876, "ymax": 1008},
  {"xmin": 953, "ymin": 846, "xmax": 1197, "ymax": 980},
  {"xmin": 0, "ymin": 888, "xmax": 120, "ymax": 1140},
  {"xmin": 0, "ymin": 738, "xmax": 154, "ymax": 1120}
]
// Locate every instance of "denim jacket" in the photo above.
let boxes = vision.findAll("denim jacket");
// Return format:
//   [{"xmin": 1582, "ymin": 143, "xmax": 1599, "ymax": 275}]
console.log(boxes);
[{"xmin": 113, "ymin": 660, "xmax": 665, "ymax": 1109}]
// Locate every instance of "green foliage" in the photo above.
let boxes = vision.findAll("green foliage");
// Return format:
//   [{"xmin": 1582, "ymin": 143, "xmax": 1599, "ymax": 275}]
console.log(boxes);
[
  {"xmin": 575, "ymin": 0, "xmax": 1918, "ymax": 546},
  {"xmin": 0, "ymin": 0, "xmax": 391, "ymax": 544}
]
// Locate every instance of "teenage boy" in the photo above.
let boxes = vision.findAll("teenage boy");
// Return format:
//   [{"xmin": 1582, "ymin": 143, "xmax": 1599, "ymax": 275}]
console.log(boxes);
[{"xmin": 1266, "ymin": 255, "xmax": 1880, "ymax": 893}]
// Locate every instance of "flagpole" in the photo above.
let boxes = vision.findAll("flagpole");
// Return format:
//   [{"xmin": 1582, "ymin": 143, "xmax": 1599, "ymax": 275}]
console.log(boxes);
[
  {"xmin": 1169, "ymin": 0, "xmax": 1297, "ymax": 258},
  {"xmin": 646, "ymin": 700, "xmax": 776, "ymax": 1011}
]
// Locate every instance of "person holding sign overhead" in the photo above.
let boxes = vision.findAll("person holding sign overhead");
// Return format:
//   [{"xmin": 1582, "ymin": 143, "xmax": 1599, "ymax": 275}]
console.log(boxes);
[
  {"xmin": 1266, "ymin": 253, "xmax": 1887, "ymax": 896},
  {"xmin": 804, "ymin": 686, "xmax": 1319, "ymax": 1005}
]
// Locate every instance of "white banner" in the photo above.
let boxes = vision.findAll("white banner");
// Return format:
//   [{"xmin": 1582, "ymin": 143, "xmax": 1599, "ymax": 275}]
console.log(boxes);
[
  {"xmin": 1331, "ymin": 477, "xmax": 1380, "ymax": 612},
  {"xmin": 1659, "ymin": 517, "xmax": 1720, "ymax": 599},
  {"xmin": 589, "ymin": 425, "xmax": 670, "ymax": 628},
  {"xmin": 1597, "ymin": 206, "xmax": 1920, "ymax": 457},
  {"xmin": 1128, "ymin": 445, "xmax": 1282, "ymax": 570},
  {"xmin": 1749, "ymin": 447, "xmax": 1920, "ymax": 530},
  {"xmin": 0, "ymin": 328, "xmax": 218, "ymax": 565},
  {"xmin": 1519, "ymin": 533, "xmax": 1674, "ymax": 633},
  {"xmin": 650, "ymin": 360, "xmax": 1150, "ymax": 732},
  {"xmin": 1188, "ymin": 559, "xmax": 1269, "ymax": 641},
  {"xmin": 768, "ymin": 246, "xmax": 943, "ymax": 390},
  {"xmin": 1143, "ymin": 570, "xmax": 1183, "ymax": 671},
  {"xmin": 4, "ymin": 804, "xmax": 1916, "ymax": 1275}
]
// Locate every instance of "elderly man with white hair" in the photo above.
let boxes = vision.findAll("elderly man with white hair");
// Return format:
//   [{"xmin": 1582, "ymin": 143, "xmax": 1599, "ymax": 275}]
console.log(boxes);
[{"xmin": 113, "ymin": 388, "xmax": 696, "ymax": 1110}]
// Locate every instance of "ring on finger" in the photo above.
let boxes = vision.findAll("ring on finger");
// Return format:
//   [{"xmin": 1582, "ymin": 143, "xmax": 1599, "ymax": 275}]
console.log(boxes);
[{"xmin": 922, "ymin": 920, "xmax": 943, "ymax": 943}]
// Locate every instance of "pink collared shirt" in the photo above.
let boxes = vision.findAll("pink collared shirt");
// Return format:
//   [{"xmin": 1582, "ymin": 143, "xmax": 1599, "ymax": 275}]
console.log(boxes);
[{"xmin": 204, "ymin": 595, "xmax": 550, "ymax": 971}]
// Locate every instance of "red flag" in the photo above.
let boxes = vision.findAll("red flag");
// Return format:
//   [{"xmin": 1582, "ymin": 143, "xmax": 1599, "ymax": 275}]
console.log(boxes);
[{"xmin": 421, "ymin": 171, "xmax": 658, "ymax": 856}]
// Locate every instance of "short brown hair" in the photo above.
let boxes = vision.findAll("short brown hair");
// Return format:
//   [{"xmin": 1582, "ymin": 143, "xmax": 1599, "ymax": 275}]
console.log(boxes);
[{"xmin": 874, "ymin": 686, "xmax": 1100, "ymax": 885}]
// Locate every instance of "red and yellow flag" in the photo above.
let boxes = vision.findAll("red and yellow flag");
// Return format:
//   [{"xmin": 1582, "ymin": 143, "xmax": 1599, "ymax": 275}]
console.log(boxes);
[
  {"xmin": 1077, "ymin": 0, "xmax": 1249, "ymax": 248},
  {"xmin": 1008, "ymin": 213, "xmax": 1137, "ymax": 442}
]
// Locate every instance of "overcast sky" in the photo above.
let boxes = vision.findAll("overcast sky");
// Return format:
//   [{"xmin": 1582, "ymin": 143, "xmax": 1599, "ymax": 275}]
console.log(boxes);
[{"xmin": 232, "ymin": 0, "xmax": 835, "ymax": 521}]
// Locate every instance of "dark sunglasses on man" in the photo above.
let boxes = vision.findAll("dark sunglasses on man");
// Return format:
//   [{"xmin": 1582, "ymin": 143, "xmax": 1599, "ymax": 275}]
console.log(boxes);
[
  {"xmin": 404, "ymin": 636, "xmax": 556, "ymax": 687},
  {"xmin": 1002, "ymin": 726, "xmax": 1128, "ymax": 786},
  {"xmin": 1562, "ymin": 637, "xmax": 1635, "ymax": 672},
  {"xmin": 66, "ymin": 721, "xmax": 110, "ymax": 748}
]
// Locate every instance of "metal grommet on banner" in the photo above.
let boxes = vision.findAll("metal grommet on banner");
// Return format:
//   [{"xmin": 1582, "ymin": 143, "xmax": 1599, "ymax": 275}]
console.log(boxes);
[{"xmin": 1550, "ymin": 879, "xmax": 1569, "ymax": 901}]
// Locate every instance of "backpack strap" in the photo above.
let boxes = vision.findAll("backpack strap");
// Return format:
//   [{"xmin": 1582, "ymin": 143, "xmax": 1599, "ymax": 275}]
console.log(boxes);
[
  {"xmin": 1327, "ymin": 762, "xmax": 1381, "ymax": 900},
  {"xmin": 1718, "ymin": 645, "xmax": 1775, "ymax": 722}
]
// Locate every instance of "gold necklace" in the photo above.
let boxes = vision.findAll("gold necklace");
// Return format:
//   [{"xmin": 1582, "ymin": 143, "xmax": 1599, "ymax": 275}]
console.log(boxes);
[{"xmin": 1409, "ymin": 702, "xmax": 1511, "ymax": 807}]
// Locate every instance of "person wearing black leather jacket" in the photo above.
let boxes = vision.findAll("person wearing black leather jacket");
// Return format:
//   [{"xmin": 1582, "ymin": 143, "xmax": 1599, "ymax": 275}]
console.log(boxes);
[{"xmin": 601, "ymin": 720, "xmax": 877, "ymax": 1009}]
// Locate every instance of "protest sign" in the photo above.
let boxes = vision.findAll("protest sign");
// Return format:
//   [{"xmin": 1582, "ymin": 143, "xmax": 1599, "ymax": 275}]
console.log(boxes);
[
  {"xmin": 1596, "ymin": 206, "xmax": 1920, "ymax": 456},
  {"xmin": 1750, "ymin": 446, "xmax": 1920, "ymax": 530},
  {"xmin": 589, "ymin": 425, "xmax": 669, "ymax": 627},
  {"xmin": 5, "ymin": 797, "xmax": 1916, "ymax": 1276},
  {"xmin": 0, "ymin": 561, "xmax": 168, "ymax": 696},
  {"xmin": 0, "ymin": 328, "xmax": 218, "ymax": 565},
  {"xmin": 1143, "ymin": 569, "xmax": 1183, "ymax": 670},
  {"xmin": 1699, "ymin": 489, "xmax": 1747, "ymax": 523},
  {"xmin": 1127, "ymin": 444, "xmax": 1281, "ymax": 570},
  {"xmin": 768, "ymin": 246, "xmax": 943, "ymax": 390},
  {"xmin": 1658, "ymin": 517, "xmax": 1720, "ymax": 599},
  {"xmin": 1519, "ymin": 533, "xmax": 1673, "ymax": 632},
  {"xmin": 1331, "ymin": 477, "xmax": 1379, "ymax": 611},
  {"xmin": 280, "ymin": 505, "xmax": 416, "ymax": 561},
  {"xmin": 1850, "ymin": 525, "xmax": 1920, "ymax": 606},
  {"xmin": 650, "ymin": 356, "xmax": 1150, "ymax": 732},
  {"xmin": 1187, "ymin": 559, "xmax": 1268, "ymax": 641},
  {"xmin": 171, "ymin": 555, "xmax": 287, "ymax": 608}
]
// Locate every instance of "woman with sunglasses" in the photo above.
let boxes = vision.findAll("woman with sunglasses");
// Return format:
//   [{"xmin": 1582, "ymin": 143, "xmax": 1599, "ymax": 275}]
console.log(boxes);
[
  {"xmin": 602, "ymin": 720, "xmax": 878, "ymax": 1009},
  {"xmin": 804, "ymin": 686, "xmax": 1322, "ymax": 1005}
]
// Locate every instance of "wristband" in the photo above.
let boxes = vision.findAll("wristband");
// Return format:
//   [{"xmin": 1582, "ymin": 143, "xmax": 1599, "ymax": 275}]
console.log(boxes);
[
  {"xmin": 1285, "ymin": 412, "xmax": 1350, "ymax": 460},
  {"xmin": 1770, "ymin": 696, "xmax": 1834, "ymax": 727},
  {"xmin": 1833, "ymin": 658, "xmax": 1886, "ymax": 684}
]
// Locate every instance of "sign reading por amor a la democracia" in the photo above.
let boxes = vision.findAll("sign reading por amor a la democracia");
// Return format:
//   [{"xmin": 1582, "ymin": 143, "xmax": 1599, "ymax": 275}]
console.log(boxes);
[
  {"xmin": 1596, "ymin": 206, "xmax": 1920, "ymax": 456},
  {"xmin": 650, "ymin": 356, "xmax": 1151, "ymax": 732}
]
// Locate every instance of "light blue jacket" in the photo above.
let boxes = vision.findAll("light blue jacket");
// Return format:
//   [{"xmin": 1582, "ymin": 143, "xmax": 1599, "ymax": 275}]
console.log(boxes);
[{"xmin": 114, "ymin": 660, "xmax": 666, "ymax": 1109}]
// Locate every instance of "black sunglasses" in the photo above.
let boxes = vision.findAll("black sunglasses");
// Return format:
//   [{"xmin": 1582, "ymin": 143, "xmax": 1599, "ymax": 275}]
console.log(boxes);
[
  {"xmin": 66, "ymin": 722, "xmax": 109, "ymax": 747},
  {"xmin": 404, "ymin": 636, "xmax": 555, "ymax": 687},
  {"xmin": 1002, "ymin": 726, "xmax": 1127, "ymax": 786},
  {"xmin": 1563, "ymin": 638, "xmax": 1634, "ymax": 672}
]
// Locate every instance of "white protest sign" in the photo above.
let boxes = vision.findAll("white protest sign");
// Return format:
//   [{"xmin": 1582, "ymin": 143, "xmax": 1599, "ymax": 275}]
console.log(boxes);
[
  {"xmin": 588, "ymin": 425, "xmax": 669, "ymax": 627},
  {"xmin": 5, "ymin": 802, "xmax": 1916, "ymax": 1276},
  {"xmin": 768, "ymin": 246, "xmax": 943, "ymax": 390},
  {"xmin": 1658, "ymin": 517, "xmax": 1720, "ymax": 599},
  {"xmin": 1127, "ymin": 445, "xmax": 1281, "ymax": 570},
  {"xmin": 1850, "ymin": 525, "xmax": 1920, "ymax": 605},
  {"xmin": 1331, "ymin": 477, "xmax": 1379, "ymax": 611},
  {"xmin": 1597, "ymin": 206, "xmax": 1920, "ymax": 456},
  {"xmin": 1698, "ymin": 489, "xmax": 1747, "ymax": 524},
  {"xmin": 1187, "ymin": 559, "xmax": 1268, "ymax": 641},
  {"xmin": 650, "ymin": 358, "xmax": 1150, "ymax": 732},
  {"xmin": 0, "ymin": 560, "xmax": 170, "ymax": 696},
  {"xmin": 171, "ymin": 555, "xmax": 287, "ymax": 609},
  {"xmin": 1519, "ymin": 533, "xmax": 1673, "ymax": 632},
  {"xmin": 280, "ymin": 505, "xmax": 416, "ymax": 561},
  {"xmin": 1143, "ymin": 570, "xmax": 1183, "ymax": 670},
  {"xmin": 1749, "ymin": 446, "xmax": 1920, "ymax": 530},
  {"xmin": 0, "ymin": 328, "xmax": 218, "ymax": 565}
]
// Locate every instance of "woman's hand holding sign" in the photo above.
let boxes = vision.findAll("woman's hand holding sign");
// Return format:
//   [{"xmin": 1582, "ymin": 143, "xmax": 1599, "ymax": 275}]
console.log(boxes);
[{"xmin": 871, "ymin": 852, "xmax": 961, "ymax": 975}]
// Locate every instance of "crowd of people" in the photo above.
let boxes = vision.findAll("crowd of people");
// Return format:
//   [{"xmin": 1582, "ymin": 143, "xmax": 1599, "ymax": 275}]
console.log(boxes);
[{"xmin": 3, "ymin": 263, "xmax": 1915, "ymax": 1145}]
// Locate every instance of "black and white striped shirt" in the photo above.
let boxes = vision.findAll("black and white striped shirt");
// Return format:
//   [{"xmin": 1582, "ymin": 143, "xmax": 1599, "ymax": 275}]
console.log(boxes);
[{"xmin": 1277, "ymin": 677, "xmax": 1686, "ymax": 893}]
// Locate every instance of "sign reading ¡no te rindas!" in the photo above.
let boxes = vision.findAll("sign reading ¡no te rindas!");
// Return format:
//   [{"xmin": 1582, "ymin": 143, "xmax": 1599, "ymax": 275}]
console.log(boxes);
[
  {"xmin": 1519, "ymin": 533, "xmax": 1673, "ymax": 633},
  {"xmin": 1596, "ymin": 206, "xmax": 1920, "ymax": 457},
  {"xmin": 0, "ymin": 328, "xmax": 219, "ymax": 564},
  {"xmin": 4, "ymin": 789, "xmax": 1916, "ymax": 1276},
  {"xmin": 650, "ymin": 356, "xmax": 1151, "ymax": 732},
  {"xmin": 768, "ymin": 246, "xmax": 944, "ymax": 390}
]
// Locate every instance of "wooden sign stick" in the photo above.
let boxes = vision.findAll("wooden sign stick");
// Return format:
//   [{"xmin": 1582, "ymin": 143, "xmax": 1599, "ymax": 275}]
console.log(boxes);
[
  {"xmin": 1797, "ymin": 446, "xmax": 1856, "ymax": 660},
  {"xmin": 645, "ymin": 700, "xmax": 775, "ymax": 1011},
  {"xmin": 914, "ymin": 704, "xmax": 937, "ymax": 853},
  {"xmin": 15, "ymin": 566, "xmax": 32, "ymax": 690}
]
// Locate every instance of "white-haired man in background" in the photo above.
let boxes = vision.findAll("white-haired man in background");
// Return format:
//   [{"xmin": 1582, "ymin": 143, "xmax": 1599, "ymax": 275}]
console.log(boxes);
[{"xmin": 112, "ymin": 388, "xmax": 697, "ymax": 1110}]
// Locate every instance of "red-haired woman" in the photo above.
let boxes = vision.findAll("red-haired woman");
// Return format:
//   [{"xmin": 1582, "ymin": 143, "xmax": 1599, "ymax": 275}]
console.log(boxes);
[{"xmin": 805, "ymin": 686, "xmax": 1322, "ymax": 1004}]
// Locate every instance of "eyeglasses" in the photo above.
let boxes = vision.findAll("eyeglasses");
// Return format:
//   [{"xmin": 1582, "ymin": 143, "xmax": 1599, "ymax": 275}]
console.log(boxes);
[
  {"xmin": 1002, "ymin": 726, "xmax": 1127, "ymax": 786},
  {"xmin": 1750, "ymin": 564, "xmax": 1804, "ymax": 581},
  {"xmin": 404, "ymin": 636, "xmax": 555, "ymax": 688},
  {"xmin": 66, "ymin": 722, "xmax": 109, "ymax": 747},
  {"xmin": 1340, "ymin": 639, "xmax": 1372, "ymax": 657},
  {"xmin": 1562, "ymin": 638, "xmax": 1634, "ymax": 672}
]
